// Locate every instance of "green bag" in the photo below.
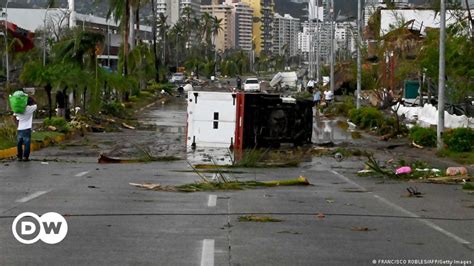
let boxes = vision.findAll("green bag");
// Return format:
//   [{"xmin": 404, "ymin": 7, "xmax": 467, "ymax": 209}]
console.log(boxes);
[{"xmin": 9, "ymin": 91, "xmax": 28, "ymax": 113}]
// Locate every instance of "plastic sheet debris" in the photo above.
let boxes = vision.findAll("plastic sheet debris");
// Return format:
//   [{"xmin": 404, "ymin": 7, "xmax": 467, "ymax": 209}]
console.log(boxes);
[
  {"xmin": 446, "ymin": 167, "xmax": 468, "ymax": 176},
  {"xmin": 396, "ymin": 166, "xmax": 412, "ymax": 175}
]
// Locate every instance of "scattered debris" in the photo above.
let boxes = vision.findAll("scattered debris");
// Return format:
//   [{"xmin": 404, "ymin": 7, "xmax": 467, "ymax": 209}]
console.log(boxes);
[
  {"xmin": 121, "ymin": 123, "xmax": 136, "ymax": 130},
  {"xmin": 406, "ymin": 187, "xmax": 423, "ymax": 198},
  {"xmin": 446, "ymin": 167, "xmax": 468, "ymax": 176},
  {"xmin": 238, "ymin": 215, "xmax": 282, "ymax": 222},
  {"xmin": 129, "ymin": 176, "xmax": 311, "ymax": 192},
  {"xmin": 316, "ymin": 213, "xmax": 326, "ymax": 219},
  {"xmin": 277, "ymin": 230, "xmax": 300, "ymax": 235},
  {"xmin": 412, "ymin": 141, "xmax": 424, "ymax": 149},
  {"xmin": 334, "ymin": 152, "xmax": 344, "ymax": 162},
  {"xmin": 351, "ymin": 227, "xmax": 375, "ymax": 232},
  {"xmin": 396, "ymin": 166, "xmax": 412, "ymax": 175},
  {"xmin": 41, "ymin": 162, "xmax": 49, "ymax": 165},
  {"xmin": 129, "ymin": 183, "xmax": 161, "ymax": 190},
  {"xmin": 98, "ymin": 154, "xmax": 180, "ymax": 164},
  {"xmin": 326, "ymin": 199, "xmax": 335, "ymax": 204},
  {"xmin": 340, "ymin": 188, "xmax": 368, "ymax": 193},
  {"xmin": 88, "ymin": 185, "xmax": 98, "ymax": 189},
  {"xmin": 424, "ymin": 176, "xmax": 471, "ymax": 184}
]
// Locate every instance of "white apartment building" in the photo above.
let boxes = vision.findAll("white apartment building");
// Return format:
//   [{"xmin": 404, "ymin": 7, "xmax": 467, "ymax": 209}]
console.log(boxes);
[
  {"xmin": 273, "ymin": 13, "xmax": 300, "ymax": 57},
  {"xmin": 157, "ymin": 0, "xmax": 202, "ymax": 26},
  {"xmin": 226, "ymin": 0, "xmax": 253, "ymax": 51}
]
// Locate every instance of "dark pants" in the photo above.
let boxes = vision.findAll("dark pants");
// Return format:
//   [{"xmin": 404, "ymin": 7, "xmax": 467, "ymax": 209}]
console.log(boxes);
[{"xmin": 17, "ymin": 129, "xmax": 32, "ymax": 159}]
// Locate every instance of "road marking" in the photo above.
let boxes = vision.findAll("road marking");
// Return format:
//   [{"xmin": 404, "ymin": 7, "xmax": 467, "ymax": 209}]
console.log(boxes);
[
  {"xmin": 207, "ymin": 195, "xmax": 217, "ymax": 207},
  {"xmin": 75, "ymin": 171, "xmax": 89, "ymax": 177},
  {"xmin": 15, "ymin": 190, "xmax": 50, "ymax": 203},
  {"xmin": 331, "ymin": 170, "xmax": 471, "ymax": 246},
  {"xmin": 373, "ymin": 195, "xmax": 470, "ymax": 245},
  {"xmin": 200, "ymin": 239, "xmax": 215, "ymax": 266}
]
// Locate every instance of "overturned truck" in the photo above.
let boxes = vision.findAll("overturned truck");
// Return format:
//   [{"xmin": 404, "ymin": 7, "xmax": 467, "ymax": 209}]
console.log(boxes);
[{"xmin": 186, "ymin": 91, "xmax": 313, "ymax": 150}]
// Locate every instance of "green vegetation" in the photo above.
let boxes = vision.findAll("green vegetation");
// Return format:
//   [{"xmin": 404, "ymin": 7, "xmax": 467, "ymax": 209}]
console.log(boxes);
[
  {"xmin": 0, "ymin": 118, "xmax": 17, "ymax": 149},
  {"xmin": 349, "ymin": 107, "xmax": 384, "ymax": 130},
  {"xmin": 31, "ymin": 132, "xmax": 65, "ymax": 142},
  {"xmin": 463, "ymin": 183, "xmax": 474, "ymax": 191},
  {"xmin": 443, "ymin": 128, "xmax": 474, "ymax": 152},
  {"xmin": 409, "ymin": 126, "xmax": 437, "ymax": 147},
  {"xmin": 437, "ymin": 149, "xmax": 474, "ymax": 165},
  {"xmin": 43, "ymin": 117, "xmax": 71, "ymax": 133},
  {"xmin": 326, "ymin": 97, "xmax": 355, "ymax": 117},
  {"xmin": 101, "ymin": 101, "xmax": 129, "ymax": 119},
  {"xmin": 363, "ymin": 155, "xmax": 441, "ymax": 180}
]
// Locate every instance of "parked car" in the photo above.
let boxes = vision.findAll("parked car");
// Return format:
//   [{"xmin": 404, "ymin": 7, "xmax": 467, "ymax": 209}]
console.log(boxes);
[
  {"xmin": 170, "ymin": 73, "xmax": 185, "ymax": 84},
  {"xmin": 244, "ymin": 77, "xmax": 260, "ymax": 92}
]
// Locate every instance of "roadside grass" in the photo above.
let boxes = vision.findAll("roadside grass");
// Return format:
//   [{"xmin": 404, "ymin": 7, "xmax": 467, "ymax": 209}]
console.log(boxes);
[
  {"xmin": 437, "ymin": 149, "xmax": 474, "ymax": 165},
  {"xmin": 31, "ymin": 131, "xmax": 64, "ymax": 142},
  {"xmin": 463, "ymin": 182, "xmax": 474, "ymax": 191}
]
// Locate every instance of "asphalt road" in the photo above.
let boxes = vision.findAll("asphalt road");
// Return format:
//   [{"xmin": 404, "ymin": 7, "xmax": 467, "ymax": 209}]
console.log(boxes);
[{"xmin": 0, "ymin": 100, "xmax": 473, "ymax": 266}]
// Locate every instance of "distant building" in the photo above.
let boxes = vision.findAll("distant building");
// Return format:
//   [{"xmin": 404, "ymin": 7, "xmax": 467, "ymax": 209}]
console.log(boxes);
[
  {"xmin": 241, "ymin": 0, "xmax": 275, "ymax": 55},
  {"xmin": 156, "ymin": 0, "xmax": 202, "ymax": 26},
  {"xmin": 201, "ymin": 4, "xmax": 234, "ymax": 52},
  {"xmin": 272, "ymin": 13, "xmax": 300, "ymax": 57},
  {"xmin": 226, "ymin": 0, "xmax": 254, "ymax": 51}
]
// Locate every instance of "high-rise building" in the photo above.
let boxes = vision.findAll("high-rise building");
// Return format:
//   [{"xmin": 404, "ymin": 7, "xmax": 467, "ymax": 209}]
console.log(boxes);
[
  {"xmin": 226, "ymin": 0, "xmax": 254, "ymax": 51},
  {"xmin": 157, "ymin": 0, "xmax": 202, "ymax": 26},
  {"xmin": 273, "ymin": 13, "xmax": 300, "ymax": 57},
  {"xmin": 241, "ymin": 0, "xmax": 275, "ymax": 55},
  {"xmin": 201, "ymin": 4, "xmax": 234, "ymax": 52},
  {"xmin": 261, "ymin": 0, "xmax": 275, "ymax": 54}
]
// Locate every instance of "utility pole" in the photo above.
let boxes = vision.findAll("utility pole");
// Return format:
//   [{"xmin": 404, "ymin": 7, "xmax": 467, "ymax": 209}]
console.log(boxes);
[
  {"xmin": 316, "ymin": 0, "xmax": 320, "ymax": 84},
  {"xmin": 330, "ymin": 0, "xmax": 335, "ymax": 94},
  {"xmin": 356, "ymin": 0, "xmax": 362, "ymax": 109},
  {"xmin": 437, "ymin": 0, "xmax": 446, "ymax": 150}
]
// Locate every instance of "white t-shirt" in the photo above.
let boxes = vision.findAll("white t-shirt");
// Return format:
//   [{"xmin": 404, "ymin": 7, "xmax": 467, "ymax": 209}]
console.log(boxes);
[
  {"xmin": 324, "ymin": 90, "xmax": 334, "ymax": 101},
  {"xmin": 307, "ymin": 80, "xmax": 315, "ymax": 87},
  {"xmin": 14, "ymin": 105, "xmax": 37, "ymax": 130}
]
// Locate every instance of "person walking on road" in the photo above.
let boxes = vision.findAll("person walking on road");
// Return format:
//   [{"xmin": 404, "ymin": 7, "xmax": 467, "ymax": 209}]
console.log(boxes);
[
  {"xmin": 236, "ymin": 76, "xmax": 242, "ymax": 91},
  {"xmin": 313, "ymin": 89, "xmax": 321, "ymax": 107},
  {"xmin": 307, "ymin": 79, "xmax": 315, "ymax": 93},
  {"xmin": 324, "ymin": 88, "xmax": 334, "ymax": 105},
  {"xmin": 13, "ymin": 97, "xmax": 37, "ymax": 162}
]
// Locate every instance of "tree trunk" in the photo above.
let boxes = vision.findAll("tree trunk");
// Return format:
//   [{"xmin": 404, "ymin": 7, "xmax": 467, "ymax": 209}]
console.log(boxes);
[
  {"xmin": 129, "ymin": 6, "xmax": 136, "ymax": 50},
  {"xmin": 123, "ymin": 0, "xmax": 130, "ymax": 101},
  {"xmin": 465, "ymin": 0, "xmax": 474, "ymax": 40},
  {"xmin": 45, "ymin": 84, "xmax": 52, "ymax": 119}
]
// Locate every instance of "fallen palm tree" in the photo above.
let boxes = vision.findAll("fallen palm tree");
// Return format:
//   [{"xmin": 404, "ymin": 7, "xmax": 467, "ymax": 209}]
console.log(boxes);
[{"xmin": 129, "ymin": 176, "xmax": 311, "ymax": 193}]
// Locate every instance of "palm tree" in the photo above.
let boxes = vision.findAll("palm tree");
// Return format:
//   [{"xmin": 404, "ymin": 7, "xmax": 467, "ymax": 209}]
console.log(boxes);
[
  {"xmin": 105, "ymin": 0, "xmax": 131, "ymax": 77},
  {"xmin": 211, "ymin": 16, "xmax": 223, "ymax": 75},
  {"xmin": 157, "ymin": 13, "xmax": 169, "ymax": 65},
  {"xmin": 150, "ymin": 0, "xmax": 160, "ymax": 82},
  {"xmin": 200, "ymin": 12, "xmax": 213, "ymax": 57}
]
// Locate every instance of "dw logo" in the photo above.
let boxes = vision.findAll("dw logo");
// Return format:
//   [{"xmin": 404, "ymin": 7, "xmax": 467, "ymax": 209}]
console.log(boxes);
[{"xmin": 12, "ymin": 212, "xmax": 68, "ymax": 244}]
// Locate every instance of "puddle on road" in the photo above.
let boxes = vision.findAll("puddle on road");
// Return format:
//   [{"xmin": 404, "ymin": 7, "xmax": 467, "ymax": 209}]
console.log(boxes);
[
  {"xmin": 187, "ymin": 148, "xmax": 235, "ymax": 166},
  {"xmin": 312, "ymin": 115, "xmax": 355, "ymax": 143}
]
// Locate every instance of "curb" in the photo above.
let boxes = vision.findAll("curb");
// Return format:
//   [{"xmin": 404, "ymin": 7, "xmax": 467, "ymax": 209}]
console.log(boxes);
[{"xmin": 0, "ymin": 134, "xmax": 66, "ymax": 159}]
